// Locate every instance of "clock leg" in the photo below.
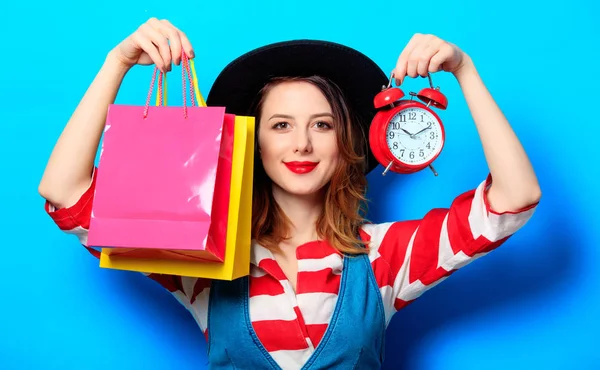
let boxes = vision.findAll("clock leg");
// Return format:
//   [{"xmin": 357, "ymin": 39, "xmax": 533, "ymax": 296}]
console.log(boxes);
[
  {"xmin": 429, "ymin": 164, "xmax": 438, "ymax": 176},
  {"xmin": 382, "ymin": 161, "xmax": 394, "ymax": 176}
]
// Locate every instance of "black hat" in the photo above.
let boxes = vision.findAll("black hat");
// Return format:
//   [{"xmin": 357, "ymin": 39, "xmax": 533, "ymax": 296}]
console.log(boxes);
[{"xmin": 206, "ymin": 39, "xmax": 389, "ymax": 174}]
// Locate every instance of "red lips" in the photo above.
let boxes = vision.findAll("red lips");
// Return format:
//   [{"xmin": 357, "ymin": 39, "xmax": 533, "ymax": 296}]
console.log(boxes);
[{"xmin": 284, "ymin": 161, "xmax": 319, "ymax": 174}]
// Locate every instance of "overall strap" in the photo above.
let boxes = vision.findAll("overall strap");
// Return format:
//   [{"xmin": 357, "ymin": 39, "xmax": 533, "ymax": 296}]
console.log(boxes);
[
  {"xmin": 302, "ymin": 251, "xmax": 386, "ymax": 369},
  {"xmin": 207, "ymin": 277, "xmax": 281, "ymax": 369}
]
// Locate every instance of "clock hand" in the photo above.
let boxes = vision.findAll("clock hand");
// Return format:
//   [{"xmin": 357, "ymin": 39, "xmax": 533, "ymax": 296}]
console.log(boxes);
[
  {"xmin": 412, "ymin": 123, "xmax": 432, "ymax": 137},
  {"xmin": 400, "ymin": 128, "xmax": 414, "ymax": 136}
]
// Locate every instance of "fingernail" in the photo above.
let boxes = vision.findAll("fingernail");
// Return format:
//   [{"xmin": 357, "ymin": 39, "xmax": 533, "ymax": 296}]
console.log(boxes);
[{"xmin": 190, "ymin": 50, "xmax": 195, "ymax": 58}]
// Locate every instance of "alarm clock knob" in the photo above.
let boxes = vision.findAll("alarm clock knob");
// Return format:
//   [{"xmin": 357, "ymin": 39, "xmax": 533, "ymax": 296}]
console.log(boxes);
[
  {"xmin": 374, "ymin": 87, "xmax": 405, "ymax": 109},
  {"xmin": 417, "ymin": 88, "xmax": 448, "ymax": 110}
]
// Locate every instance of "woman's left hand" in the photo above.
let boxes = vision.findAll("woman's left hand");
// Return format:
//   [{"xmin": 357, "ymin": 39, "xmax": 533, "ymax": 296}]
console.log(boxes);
[{"xmin": 393, "ymin": 33, "xmax": 471, "ymax": 85}]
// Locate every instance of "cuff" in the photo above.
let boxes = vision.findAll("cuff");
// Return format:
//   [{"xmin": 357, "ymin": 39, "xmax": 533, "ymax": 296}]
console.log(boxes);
[
  {"xmin": 482, "ymin": 173, "xmax": 540, "ymax": 216},
  {"xmin": 44, "ymin": 168, "xmax": 97, "ymax": 234}
]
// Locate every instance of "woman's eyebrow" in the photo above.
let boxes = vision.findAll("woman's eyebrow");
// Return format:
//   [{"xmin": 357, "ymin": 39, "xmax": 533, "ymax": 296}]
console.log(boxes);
[{"xmin": 268, "ymin": 113, "xmax": 334, "ymax": 120}]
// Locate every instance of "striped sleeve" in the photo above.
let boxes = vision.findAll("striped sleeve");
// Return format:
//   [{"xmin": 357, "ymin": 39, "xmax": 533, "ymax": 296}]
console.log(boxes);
[
  {"xmin": 43, "ymin": 167, "xmax": 212, "ymax": 336},
  {"xmin": 362, "ymin": 175, "xmax": 539, "ymax": 325}
]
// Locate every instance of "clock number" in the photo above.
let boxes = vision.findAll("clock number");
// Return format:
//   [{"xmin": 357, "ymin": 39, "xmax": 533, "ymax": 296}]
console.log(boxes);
[
  {"xmin": 419, "ymin": 149, "xmax": 424, "ymax": 157},
  {"xmin": 409, "ymin": 151, "xmax": 415, "ymax": 159},
  {"xmin": 430, "ymin": 132, "xmax": 435, "ymax": 140},
  {"xmin": 420, "ymin": 115, "xmax": 424, "ymax": 122},
  {"xmin": 426, "ymin": 142, "xmax": 431, "ymax": 149},
  {"xmin": 409, "ymin": 112, "xmax": 416, "ymax": 120},
  {"xmin": 393, "ymin": 142, "xmax": 398, "ymax": 150},
  {"xmin": 400, "ymin": 149, "xmax": 405, "ymax": 157},
  {"xmin": 392, "ymin": 122, "xmax": 400, "ymax": 130},
  {"xmin": 399, "ymin": 114, "xmax": 406, "ymax": 123},
  {"xmin": 388, "ymin": 131, "xmax": 395, "ymax": 139}
]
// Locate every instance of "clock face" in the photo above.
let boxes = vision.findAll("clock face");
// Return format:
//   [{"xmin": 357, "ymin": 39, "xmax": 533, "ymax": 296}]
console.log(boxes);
[{"xmin": 385, "ymin": 107, "xmax": 443, "ymax": 166}]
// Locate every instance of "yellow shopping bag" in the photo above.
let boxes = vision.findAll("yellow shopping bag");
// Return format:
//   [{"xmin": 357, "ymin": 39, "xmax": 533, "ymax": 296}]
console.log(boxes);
[{"xmin": 98, "ymin": 59, "xmax": 255, "ymax": 280}]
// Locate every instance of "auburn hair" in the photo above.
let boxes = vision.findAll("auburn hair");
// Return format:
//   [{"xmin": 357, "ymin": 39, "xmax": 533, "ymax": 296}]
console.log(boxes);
[{"xmin": 250, "ymin": 76, "xmax": 370, "ymax": 255}]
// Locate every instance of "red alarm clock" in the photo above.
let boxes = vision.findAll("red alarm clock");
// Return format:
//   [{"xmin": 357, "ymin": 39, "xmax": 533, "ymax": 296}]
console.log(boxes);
[{"xmin": 369, "ymin": 73, "xmax": 448, "ymax": 176}]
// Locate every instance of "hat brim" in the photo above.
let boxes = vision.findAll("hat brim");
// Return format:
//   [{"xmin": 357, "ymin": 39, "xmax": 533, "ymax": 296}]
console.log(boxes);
[{"xmin": 206, "ymin": 39, "xmax": 389, "ymax": 174}]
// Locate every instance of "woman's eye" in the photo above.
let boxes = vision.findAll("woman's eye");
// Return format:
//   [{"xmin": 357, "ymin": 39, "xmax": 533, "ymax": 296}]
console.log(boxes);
[
  {"xmin": 272, "ymin": 122, "xmax": 290, "ymax": 129},
  {"xmin": 315, "ymin": 121, "xmax": 333, "ymax": 129}
]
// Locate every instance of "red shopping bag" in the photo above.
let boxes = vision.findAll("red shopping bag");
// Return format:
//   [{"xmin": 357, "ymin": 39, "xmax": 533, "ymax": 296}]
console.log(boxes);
[{"xmin": 87, "ymin": 53, "xmax": 232, "ymax": 263}]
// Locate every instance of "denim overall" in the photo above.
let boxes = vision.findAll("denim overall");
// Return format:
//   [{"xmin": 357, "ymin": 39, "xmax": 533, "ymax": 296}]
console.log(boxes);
[{"xmin": 206, "ymin": 252, "xmax": 386, "ymax": 369}]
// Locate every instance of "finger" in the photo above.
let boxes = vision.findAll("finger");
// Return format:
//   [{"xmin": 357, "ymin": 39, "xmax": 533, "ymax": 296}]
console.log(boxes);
[
  {"xmin": 406, "ymin": 44, "xmax": 427, "ymax": 79},
  {"xmin": 153, "ymin": 19, "xmax": 185, "ymax": 65},
  {"xmin": 139, "ymin": 23, "xmax": 172, "ymax": 71},
  {"xmin": 178, "ymin": 30, "xmax": 195, "ymax": 59},
  {"xmin": 131, "ymin": 31, "xmax": 166, "ymax": 72},
  {"xmin": 394, "ymin": 34, "xmax": 421, "ymax": 85},
  {"xmin": 429, "ymin": 43, "xmax": 454, "ymax": 73},
  {"xmin": 156, "ymin": 20, "xmax": 183, "ymax": 65},
  {"xmin": 416, "ymin": 45, "xmax": 439, "ymax": 77},
  {"xmin": 159, "ymin": 19, "xmax": 195, "ymax": 59}
]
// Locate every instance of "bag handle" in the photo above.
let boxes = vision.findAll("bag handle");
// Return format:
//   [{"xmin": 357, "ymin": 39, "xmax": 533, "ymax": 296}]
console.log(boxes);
[
  {"xmin": 143, "ymin": 51, "xmax": 207, "ymax": 118},
  {"xmin": 156, "ymin": 70, "xmax": 167, "ymax": 106}
]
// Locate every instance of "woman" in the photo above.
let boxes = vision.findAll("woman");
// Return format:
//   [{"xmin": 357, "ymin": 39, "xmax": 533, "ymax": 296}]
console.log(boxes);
[{"xmin": 39, "ymin": 18, "xmax": 541, "ymax": 369}]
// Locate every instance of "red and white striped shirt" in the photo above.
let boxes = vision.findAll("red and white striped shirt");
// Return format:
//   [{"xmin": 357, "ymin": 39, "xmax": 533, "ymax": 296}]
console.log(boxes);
[{"xmin": 45, "ymin": 170, "xmax": 538, "ymax": 369}]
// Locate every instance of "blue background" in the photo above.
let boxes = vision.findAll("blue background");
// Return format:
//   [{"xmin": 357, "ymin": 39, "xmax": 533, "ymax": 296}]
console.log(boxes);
[{"xmin": 2, "ymin": 0, "xmax": 598, "ymax": 369}]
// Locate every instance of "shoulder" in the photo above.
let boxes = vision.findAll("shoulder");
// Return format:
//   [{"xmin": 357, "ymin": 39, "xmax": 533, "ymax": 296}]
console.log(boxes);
[
  {"xmin": 358, "ymin": 220, "xmax": 421, "ymax": 264},
  {"xmin": 359, "ymin": 220, "xmax": 420, "ymax": 247}
]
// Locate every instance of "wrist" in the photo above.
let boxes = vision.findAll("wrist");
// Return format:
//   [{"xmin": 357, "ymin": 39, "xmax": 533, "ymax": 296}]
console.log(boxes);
[
  {"xmin": 103, "ymin": 50, "xmax": 133, "ymax": 77},
  {"xmin": 452, "ymin": 53, "xmax": 477, "ymax": 82}
]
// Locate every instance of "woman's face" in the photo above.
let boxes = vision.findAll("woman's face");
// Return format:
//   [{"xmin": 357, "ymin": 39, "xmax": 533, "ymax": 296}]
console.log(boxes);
[{"xmin": 258, "ymin": 81, "xmax": 340, "ymax": 198}]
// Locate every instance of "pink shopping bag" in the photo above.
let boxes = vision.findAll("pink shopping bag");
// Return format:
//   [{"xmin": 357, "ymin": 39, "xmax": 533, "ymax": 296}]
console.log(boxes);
[{"xmin": 87, "ymin": 54, "xmax": 232, "ymax": 263}]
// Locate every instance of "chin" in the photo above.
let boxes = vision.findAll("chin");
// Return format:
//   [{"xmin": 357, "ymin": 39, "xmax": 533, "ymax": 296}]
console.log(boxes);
[
  {"xmin": 274, "ymin": 176, "xmax": 329, "ymax": 197},
  {"xmin": 283, "ymin": 185, "xmax": 324, "ymax": 196}
]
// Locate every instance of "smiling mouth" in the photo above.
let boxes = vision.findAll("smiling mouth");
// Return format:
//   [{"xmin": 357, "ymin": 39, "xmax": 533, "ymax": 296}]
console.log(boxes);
[{"xmin": 284, "ymin": 161, "xmax": 319, "ymax": 174}]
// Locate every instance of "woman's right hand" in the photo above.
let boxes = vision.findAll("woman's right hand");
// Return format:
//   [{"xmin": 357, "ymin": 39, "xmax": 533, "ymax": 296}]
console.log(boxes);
[{"xmin": 111, "ymin": 18, "xmax": 195, "ymax": 73}]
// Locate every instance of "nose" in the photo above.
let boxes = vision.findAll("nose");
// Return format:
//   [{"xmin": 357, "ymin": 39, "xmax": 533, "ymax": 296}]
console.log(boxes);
[{"xmin": 293, "ymin": 127, "xmax": 312, "ymax": 154}]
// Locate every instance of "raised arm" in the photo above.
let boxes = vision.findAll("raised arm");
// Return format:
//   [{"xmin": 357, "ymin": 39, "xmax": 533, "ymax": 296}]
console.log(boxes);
[
  {"xmin": 37, "ymin": 55, "xmax": 128, "ymax": 208},
  {"xmin": 38, "ymin": 18, "xmax": 194, "ymax": 209},
  {"xmin": 38, "ymin": 19, "xmax": 210, "ymax": 325},
  {"xmin": 360, "ymin": 34, "xmax": 542, "ymax": 321},
  {"xmin": 393, "ymin": 33, "xmax": 542, "ymax": 212}
]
